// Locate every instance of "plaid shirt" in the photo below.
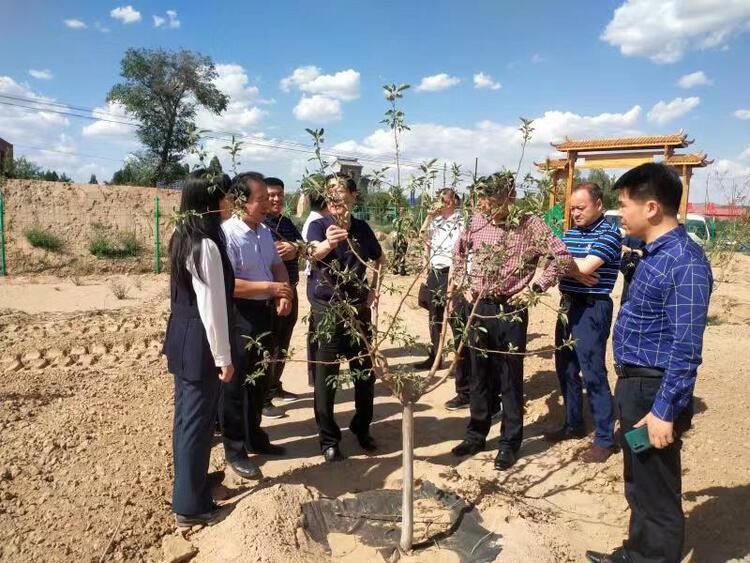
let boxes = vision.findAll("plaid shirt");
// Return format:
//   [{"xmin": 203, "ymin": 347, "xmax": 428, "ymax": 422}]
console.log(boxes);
[
  {"xmin": 614, "ymin": 226, "xmax": 713, "ymax": 421},
  {"xmin": 453, "ymin": 212, "xmax": 571, "ymax": 298}
]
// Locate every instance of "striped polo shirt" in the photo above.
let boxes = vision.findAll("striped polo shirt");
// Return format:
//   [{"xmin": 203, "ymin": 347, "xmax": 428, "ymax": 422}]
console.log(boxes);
[{"xmin": 559, "ymin": 215, "xmax": 622, "ymax": 295}]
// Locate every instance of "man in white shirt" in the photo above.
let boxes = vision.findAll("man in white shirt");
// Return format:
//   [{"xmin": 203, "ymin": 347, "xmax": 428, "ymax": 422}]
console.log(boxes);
[
  {"xmin": 416, "ymin": 188, "xmax": 473, "ymax": 411},
  {"xmin": 221, "ymin": 172, "xmax": 292, "ymax": 480}
]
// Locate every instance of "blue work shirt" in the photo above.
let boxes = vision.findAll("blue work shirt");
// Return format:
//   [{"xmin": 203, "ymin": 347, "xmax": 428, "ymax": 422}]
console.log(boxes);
[
  {"xmin": 613, "ymin": 226, "xmax": 713, "ymax": 421},
  {"xmin": 221, "ymin": 216, "xmax": 282, "ymax": 300},
  {"xmin": 307, "ymin": 215, "xmax": 382, "ymax": 304},
  {"xmin": 559, "ymin": 215, "xmax": 622, "ymax": 295}
]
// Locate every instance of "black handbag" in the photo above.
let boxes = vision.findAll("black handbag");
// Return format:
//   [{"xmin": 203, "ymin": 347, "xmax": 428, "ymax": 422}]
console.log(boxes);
[{"xmin": 417, "ymin": 282, "xmax": 431, "ymax": 310}]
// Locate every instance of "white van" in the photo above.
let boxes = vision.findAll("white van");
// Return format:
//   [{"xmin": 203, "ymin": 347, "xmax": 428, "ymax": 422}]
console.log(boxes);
[{"xmin": 603, "ymin": 210, "xmax": 714, "ymax": 246}]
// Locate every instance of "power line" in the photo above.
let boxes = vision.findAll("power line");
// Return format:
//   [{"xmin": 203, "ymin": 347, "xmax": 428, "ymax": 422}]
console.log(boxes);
[{"xmin": 0, "ymin": 93, "xmax": 428, "ymax": 170}]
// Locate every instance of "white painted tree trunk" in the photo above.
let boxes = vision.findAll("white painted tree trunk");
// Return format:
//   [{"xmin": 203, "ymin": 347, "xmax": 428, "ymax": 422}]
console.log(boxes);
[{"xmin": 399, "ymin": 401, "xmax": 415, "ymax": 552}]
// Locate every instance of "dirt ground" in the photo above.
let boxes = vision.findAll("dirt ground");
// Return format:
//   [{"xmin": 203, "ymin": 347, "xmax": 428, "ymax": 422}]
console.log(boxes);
[{"xmin": 1, "ymin": 255, "xmax": 749, "ymax": 562}]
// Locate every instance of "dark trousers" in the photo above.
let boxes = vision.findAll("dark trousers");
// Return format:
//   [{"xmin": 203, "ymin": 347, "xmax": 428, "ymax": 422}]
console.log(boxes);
[
  {"xmin": 266, "ymin": 287, "xmax": 299, "ymax": 404},
  {"xmin": 311, "ymin": 301, "xmax": 375, "ymax": 450},
  {"xmin": 221, "ymin": 300, "xmax": 273, "ymax": 461},
  {"xmin": 426, "ymin": 267, "xmax": 470, "ymax": 398},
  {"xmin": 307, "ymin": 313, "xmax": 316, "ymax": 387},
  {"xmin": 616, "ymin": 376, "xmax": 693, "ymax": 563},
  {"xmin": 466, "ymin": 299, "xmax": 528, "ymax": 450},
  {"xmin": 172, "ymin": 366, "xmax": 220, "ymax": 515},
  {"xmin": 554, "ymin": 294, "xmax": 615, "ymax": 448}
]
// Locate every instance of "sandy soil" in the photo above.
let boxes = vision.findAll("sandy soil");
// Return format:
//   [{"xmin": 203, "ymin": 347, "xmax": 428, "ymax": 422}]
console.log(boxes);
[{"xmin": 1, "ymin": 255, "xmax": 749, "ymax": 562}]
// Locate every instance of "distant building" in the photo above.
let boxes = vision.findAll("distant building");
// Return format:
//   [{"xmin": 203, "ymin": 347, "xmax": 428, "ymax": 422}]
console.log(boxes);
[
  {"xmin": 0, "ymin": 137, "xmax": 13, "ymax": 176},
  {"xmin": 332, "ymin": 157, "xmax": 371, "ymax": 196},
  {"xmin": 332, "ymin": 157, "xmax": 363, "ymax": 181}
]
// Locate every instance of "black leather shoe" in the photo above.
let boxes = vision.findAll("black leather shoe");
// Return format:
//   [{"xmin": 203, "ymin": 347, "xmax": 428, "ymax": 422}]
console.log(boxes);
[
  {"xmin": 585, "ymin": 548, "xmax": 631, "ymax": 563},
  {"xmin": 252, "ymin": 443, "xmax": 287, "ymax": 456},
  {"xmin": 494, "ymin": 447, "xmax": 517, "ymax": 470},
  {"xmin": 207, "ymin": 470, "xmax": 225, "ymax": 489},
  {"xmin": 228, "ymin": 458, "xmax": 262, "ymax": 480},
  {"xmin": 323, "ymin": 446, "xmax": 344, "ymax": 462},
  {"xmin": 175, "ymin": 505, "xmax": 223, "ymax": 528},
  {"xmin": 355, "ymin": 433, "xmax": 377, "ymax": 452},
  {"xmin": 414, "ymin": 356, "xmax": 439, "ymax": 370},
  {"xmin": 451, "ymin": 439, "xmax": 485, "ymax": 457},
  {"xmin": 543, "ymin": 426, "xmax": 587, "ymax": 443},
  {"xmin": 444, "ymin": 395, "xmax": 470, "ymax": 410}
]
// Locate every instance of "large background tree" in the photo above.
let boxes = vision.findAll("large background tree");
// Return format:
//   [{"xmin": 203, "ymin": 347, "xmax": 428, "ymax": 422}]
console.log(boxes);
[{"xmin": 107, "ymin": 48, "xmax": 229, "ymax": 186}]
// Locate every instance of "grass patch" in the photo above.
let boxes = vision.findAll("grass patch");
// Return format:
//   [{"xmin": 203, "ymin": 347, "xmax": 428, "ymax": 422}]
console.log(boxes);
[
  {"xmin": 24, "ymin": 227, "xmax": 63, "ymax": 252},
  {"xmin": 89, "ymin": 230, "xmax": 142, "ymax": 259},
  {"xmin": 706, "ymin": 314, "xmax": 725, "ymax": 326}
]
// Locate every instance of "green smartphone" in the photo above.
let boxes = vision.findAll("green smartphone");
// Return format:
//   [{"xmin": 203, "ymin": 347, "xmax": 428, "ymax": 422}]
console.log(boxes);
[{"xmin": 625, "ymin": 426, "xmax": 652, "ymax": 453}]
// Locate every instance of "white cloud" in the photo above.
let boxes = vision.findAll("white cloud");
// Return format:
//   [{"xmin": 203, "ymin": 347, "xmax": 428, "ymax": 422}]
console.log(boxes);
[
  {"xmin": 280, "ymin": 66, "xmax": 360, "ymax": 101},
  {"xmin": 195, "ymin": 63, "xmax": 266, "ymax": 131},
  {"xmin": 734, "ymin": 109, "xmax": 750, "ymax": 120},
  {"xmin": 473, "ymin": 72, "xmax": 501, "ymax": 91},
  {"xmin": 166, "ymin": 10, "xmax": 180, "ymax": 28},
  {"xmin": 63, "ymin": 19, "xmax": 86, "ymax": 29},
  {"xmin": 94, "ymin": 21, "xmax": 111, "ymax": 33},
  {"xmin": 81, "ymin": 101, "xmax": 135, "ymax": 143},
  {"xmin": 110, "ymin": 6, "xmax": 142, "ymax": 24},
  {"xmin": 531, "ymin": 53, "xmax": 545, "ymax": 64},
  {"xmin": 0, "ymin": 76, "xmax": 70, "ymax": 145},
  {"xmin": 154, "ymin": 10, "xmax": 180, "ymax": 28},
  {"xmin": 28, "ymin": 69, "xmax": 53, "ymax": 80},
  {"xmin": 333, "ymin": 105, "xmax": 644, "ymax": 179},
  {"xmin": 292, "ymin": 95, "xmax": 342, "ymax": 123},
  {"xmin": 415, "ymin": 73, "xmax": 461, "ymax": 92},
  {"xmin": 739, "ymin": 146, "xmax": 750, "ymax": 160},
  {"xmin": 602, "ymin": 0, "xmax": 750, "ymax": 63},
  {"xmin": 678, "ymin": 71, "xmax": 711, "ymax": 89},
  {"xmin": 647, "ymin": 97, "xmax": 700, "ymax": 124}
]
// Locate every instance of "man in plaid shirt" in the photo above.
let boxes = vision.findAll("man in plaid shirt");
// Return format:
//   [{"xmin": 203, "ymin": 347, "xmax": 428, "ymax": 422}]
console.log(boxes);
[{"xmin": 448, "ymin": 171, "xmax": 591, "ymax": 470}]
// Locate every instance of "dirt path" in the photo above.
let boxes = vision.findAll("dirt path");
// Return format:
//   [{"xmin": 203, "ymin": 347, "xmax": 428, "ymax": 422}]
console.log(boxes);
[{"xmin": 1, "ymin": 258, "xmax": 749, "ymax": 562}]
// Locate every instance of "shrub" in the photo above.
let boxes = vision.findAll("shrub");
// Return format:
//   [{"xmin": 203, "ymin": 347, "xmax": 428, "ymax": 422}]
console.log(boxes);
[
  {"xmin": 89, "ymin": 230, "xmax": 142, "ymax": 259},
  {"xmin": 108, "ymin": 278, "xmax": 129, "ymax": 300},
  {"xmin": 24, "ymin": 227, "xmax": 63, "ymax": 252}
]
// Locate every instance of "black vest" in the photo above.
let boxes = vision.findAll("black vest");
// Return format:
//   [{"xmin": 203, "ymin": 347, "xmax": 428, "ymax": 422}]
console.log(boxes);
[{"xmin": 162, "ymin": 239, "xmax": 235, "ymax": 381}]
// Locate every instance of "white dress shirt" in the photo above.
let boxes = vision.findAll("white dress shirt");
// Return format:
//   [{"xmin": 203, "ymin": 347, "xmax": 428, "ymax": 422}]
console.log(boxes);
[
  {"xmin": 428, "ymin": 210, "xmax": 463, "ymax": 269},
  {"xmin": 186, "ymin": 238, "xmax": 232, "ymax": 368},
  {"xmin": 222, "ymin": 216, "xmax": 282, "ymax": 300}
]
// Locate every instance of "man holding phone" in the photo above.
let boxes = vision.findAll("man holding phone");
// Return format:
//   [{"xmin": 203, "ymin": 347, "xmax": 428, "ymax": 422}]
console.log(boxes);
[{"xmin": 586, "ymin": 163, "xmax": 712, "ymax": 563}]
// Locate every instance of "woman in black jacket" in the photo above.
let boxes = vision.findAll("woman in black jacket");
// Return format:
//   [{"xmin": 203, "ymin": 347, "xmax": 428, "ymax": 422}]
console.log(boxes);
[{"xmin": 162, "ymin": 170, "xmax": 235, "ymax": 527}]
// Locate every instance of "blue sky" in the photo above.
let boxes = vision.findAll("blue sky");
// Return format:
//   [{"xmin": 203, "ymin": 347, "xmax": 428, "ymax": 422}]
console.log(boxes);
[{"xmin": 1, "ymin": 0, "xmax": 749, "ymax": 201}]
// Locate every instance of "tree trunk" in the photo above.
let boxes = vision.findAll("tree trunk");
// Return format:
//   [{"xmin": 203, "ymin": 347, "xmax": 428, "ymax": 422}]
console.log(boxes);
[{"xmin": 399, "ymin": 401, "xmax": 415, "ymax": 552}]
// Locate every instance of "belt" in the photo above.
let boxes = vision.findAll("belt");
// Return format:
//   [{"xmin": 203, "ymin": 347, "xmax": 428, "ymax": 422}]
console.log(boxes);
[
  {"xmin": 430, "ymin": 266, "xmax": 450, "ymax": 273},
  {"xmin": 235, "ymin": 298, "xmax": 272, "ymax": 310},
  {"xmin": 562, "ymin": 292, "xmax": 611, "ymax": 303},
  {"xmin": 615, "ymin": 364, "xmax": 664, "ymax": 379}
]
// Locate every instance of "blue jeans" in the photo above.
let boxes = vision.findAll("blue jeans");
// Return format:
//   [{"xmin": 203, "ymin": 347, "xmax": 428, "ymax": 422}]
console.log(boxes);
[{"xmin": 554, "ymin": 294, "xmax": 615, "ymax": 448}]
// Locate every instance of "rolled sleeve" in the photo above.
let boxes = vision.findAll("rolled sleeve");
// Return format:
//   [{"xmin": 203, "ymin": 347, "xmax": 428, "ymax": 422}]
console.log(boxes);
[
  {"xmin": 589, "ymin": 231, "xmax": 622, "ymax": 263},
  {"xmin": 651, "ymin": 261, "xmax": 712, "ymax": 421}
]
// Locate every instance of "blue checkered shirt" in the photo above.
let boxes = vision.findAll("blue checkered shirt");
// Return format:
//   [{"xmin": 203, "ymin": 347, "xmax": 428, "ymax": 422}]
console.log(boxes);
[{"xmin": 613, "ymin": 226, "xmax": 713, "ymax": 421}]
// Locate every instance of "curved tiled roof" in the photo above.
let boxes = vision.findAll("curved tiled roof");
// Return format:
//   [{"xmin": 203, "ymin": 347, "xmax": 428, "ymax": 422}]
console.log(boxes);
[
  {"xmin": 665, "ymin": 152, "xmax": 713, "ymax": 167},
  {"xmin": 552, "ymin": 131, "xmax": 692, "ymax": 151}
]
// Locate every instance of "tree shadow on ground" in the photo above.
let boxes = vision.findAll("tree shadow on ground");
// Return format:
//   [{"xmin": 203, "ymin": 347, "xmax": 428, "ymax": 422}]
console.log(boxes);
[{"xmin": 684, "ymin": 484, "xmax": 750, "ymax": 563}]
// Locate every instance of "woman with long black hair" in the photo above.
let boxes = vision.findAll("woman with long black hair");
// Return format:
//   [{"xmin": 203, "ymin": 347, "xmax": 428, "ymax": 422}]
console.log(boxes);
[{"xmin": 162, "ymin": 169, "xmax": 235, "ymax": 527}]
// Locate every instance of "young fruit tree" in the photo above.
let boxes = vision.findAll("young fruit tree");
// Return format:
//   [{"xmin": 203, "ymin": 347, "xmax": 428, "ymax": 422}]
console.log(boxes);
[{"xmin": 178, "ymin": 85, "xmax": 577, "ymax": 555}]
